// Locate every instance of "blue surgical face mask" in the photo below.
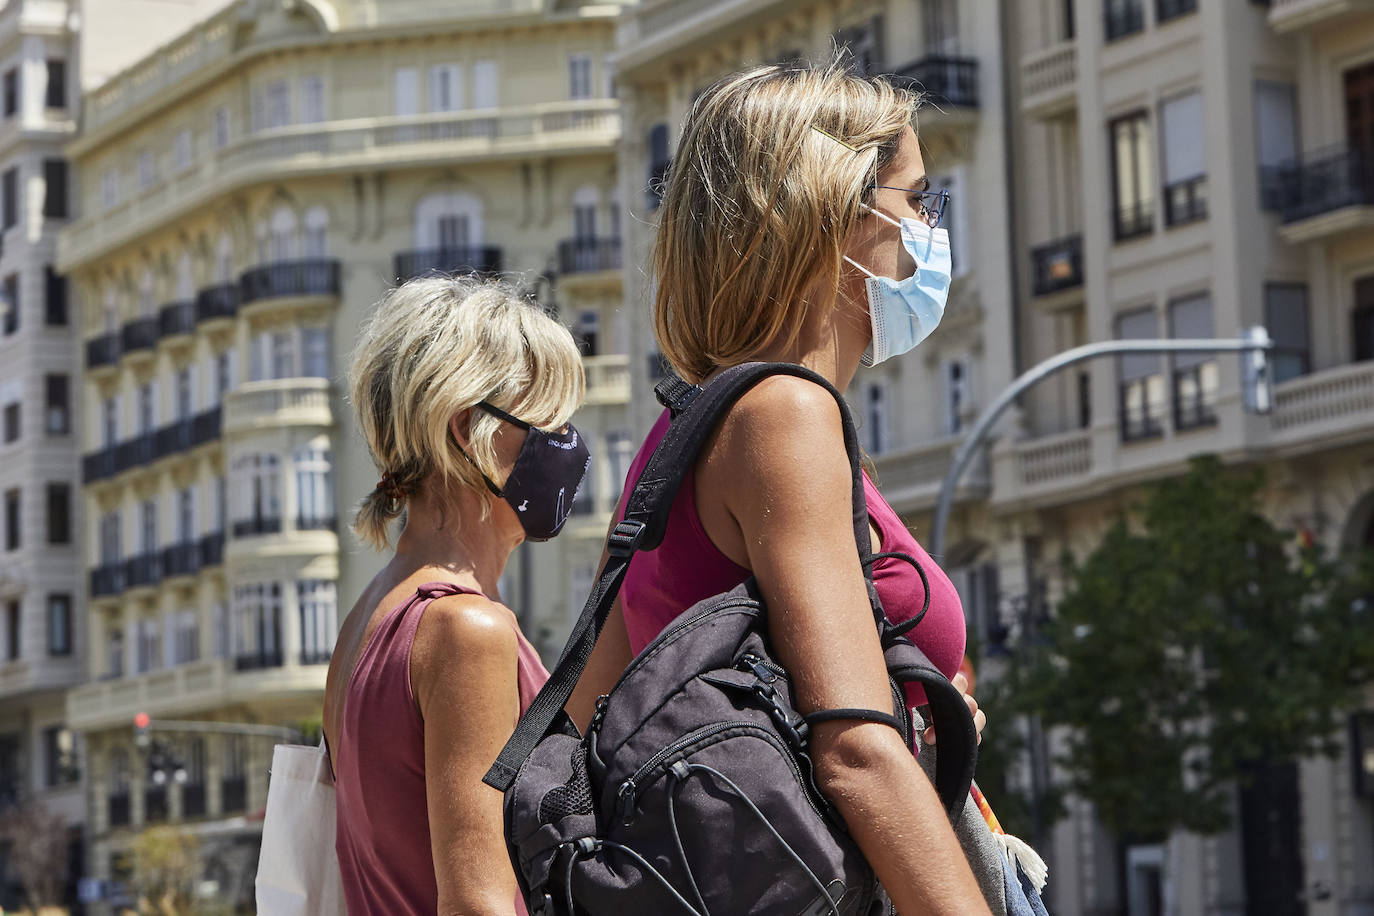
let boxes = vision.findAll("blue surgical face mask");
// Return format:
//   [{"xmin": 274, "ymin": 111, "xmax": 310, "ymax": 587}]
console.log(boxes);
[{"xmin": 844, "ymin": 206, "xmax": 953, "ymax": 367}]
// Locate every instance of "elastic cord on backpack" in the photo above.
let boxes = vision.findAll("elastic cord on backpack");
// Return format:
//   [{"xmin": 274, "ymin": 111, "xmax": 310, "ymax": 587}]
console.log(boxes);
[
  {"xmin": 803, "ymin": 707, "xmax": 905, "ymax": 732},
  {"xmin": 860, "ymin": 550, "xmax": 931, "ymax": 636}
]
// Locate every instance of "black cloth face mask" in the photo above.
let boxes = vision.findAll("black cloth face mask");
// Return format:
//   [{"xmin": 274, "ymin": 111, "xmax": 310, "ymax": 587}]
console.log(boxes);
[{"xmin": 459, "ymin": 401, "xmax": 592, "ymax": 542}]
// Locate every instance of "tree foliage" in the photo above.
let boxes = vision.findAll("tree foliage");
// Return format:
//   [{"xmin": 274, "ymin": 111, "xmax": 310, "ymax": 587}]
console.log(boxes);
[
  {"xmin": 0, "ymin": 800, "xmax": 70, "ymax": 909},
  {"xmin": 1006, "ymin": 455, "xmax": 1374, "ymax": 838}
]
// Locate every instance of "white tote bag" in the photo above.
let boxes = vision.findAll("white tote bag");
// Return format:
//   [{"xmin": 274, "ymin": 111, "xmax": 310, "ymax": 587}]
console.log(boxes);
[{"xmin": 255, "ymin": 742, "xmax": 346, "ymax": 915}]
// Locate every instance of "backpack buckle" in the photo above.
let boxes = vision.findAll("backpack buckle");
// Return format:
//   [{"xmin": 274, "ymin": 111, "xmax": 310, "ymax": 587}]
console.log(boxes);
[{"xmin": 606, "ymin": 520, "xmax": 647, "ymax": 557}]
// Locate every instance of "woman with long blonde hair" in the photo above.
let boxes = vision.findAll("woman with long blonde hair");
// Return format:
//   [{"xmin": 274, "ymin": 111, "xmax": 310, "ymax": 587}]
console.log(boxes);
[
  {"xmin": 324, "ymin": 275, "xmax": 589, "ymax": 914},
  {"xmin": 567, "ymin": 62, "xmax": 1016, "ymax": 913}
]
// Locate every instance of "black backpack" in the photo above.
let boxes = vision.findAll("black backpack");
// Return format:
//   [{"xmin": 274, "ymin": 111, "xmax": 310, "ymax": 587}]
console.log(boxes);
[{"xmin": 484, "ymin": 362, "xmax": 978, "ymax": 915}]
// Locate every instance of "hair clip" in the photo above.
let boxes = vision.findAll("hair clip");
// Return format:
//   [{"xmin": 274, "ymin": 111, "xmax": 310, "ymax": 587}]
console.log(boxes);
[
  {"xmin": 377, "ymin": 470, "xmax": 408, "ymax": 502},
  {"xmin": 810, "ymin": 124, "xmax": 861, "ymax": 153}
]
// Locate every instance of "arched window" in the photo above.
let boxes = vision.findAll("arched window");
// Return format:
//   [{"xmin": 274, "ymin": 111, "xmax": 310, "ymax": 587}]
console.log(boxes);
[
  {"xmin": 303, "ymin": 206, "xmax": 328, "ymax": 259},
  {"xmin": 269, "ymin": 206, "xmax": 297, "ymax": 263},
  {"xmin": 176, "ymin": 253, "xmax": 194, "ymax": 301},
  {"xmin": 293, "ymin": 437, "xmax": 334, "ymax": 530},
  {"xmin": 414, "ymin": 191, "xmax": 483, "ymax": 251}
]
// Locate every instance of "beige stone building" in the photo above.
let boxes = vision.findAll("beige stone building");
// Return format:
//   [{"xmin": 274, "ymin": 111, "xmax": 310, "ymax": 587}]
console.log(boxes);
[
  {"xmin": 57, "ymin": 0, "xmax": 629, "ymax": 906},
  {"xmin": 616, "ymin": 0, "xmax": 1374, "ymax": 915}
]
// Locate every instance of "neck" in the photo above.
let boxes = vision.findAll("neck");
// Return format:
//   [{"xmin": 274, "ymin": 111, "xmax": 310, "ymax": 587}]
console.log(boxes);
[
  {"xmin": 390, "ymin": 482, "xmax": 523, "ymax": 600},
  {"xmin": 744, "ymin": 285, "xmax": 871, "ymax": 391}
]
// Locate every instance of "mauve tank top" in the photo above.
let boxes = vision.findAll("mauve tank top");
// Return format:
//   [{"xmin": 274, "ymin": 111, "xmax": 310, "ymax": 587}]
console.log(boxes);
[
  {"xmin": 333, "ymin": 581, "xmax": 548, "ymax": 916},
  {"xmin": 619, "ymin": 408, "xmax": 966, "ymax": 711}
]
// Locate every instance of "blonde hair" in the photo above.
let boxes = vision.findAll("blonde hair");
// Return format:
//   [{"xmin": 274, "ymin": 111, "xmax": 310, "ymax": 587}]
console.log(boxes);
[
  {"xmin": 348, "ymin": 275, "xmax": 584, "ymax": 550},
  {"xmin": 653, "ymin": 61, "xmax": 919, "ymax": 382}
]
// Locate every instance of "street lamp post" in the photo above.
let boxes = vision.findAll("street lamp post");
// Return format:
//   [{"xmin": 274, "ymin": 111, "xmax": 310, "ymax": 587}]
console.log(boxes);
[{"xmin": 929, "ymin": 327, "xmax": 1275, "ymax": 558}]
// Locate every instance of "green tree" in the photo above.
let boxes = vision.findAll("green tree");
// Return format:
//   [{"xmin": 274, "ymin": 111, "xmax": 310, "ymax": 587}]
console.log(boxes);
[{"xmin": 1006, "ymin": 455, "xmax": 1374, "ymax": 839}]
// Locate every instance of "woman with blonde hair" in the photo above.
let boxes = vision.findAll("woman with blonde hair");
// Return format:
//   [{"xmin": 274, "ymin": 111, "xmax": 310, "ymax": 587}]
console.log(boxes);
[
  {"xmin": 566, "ymin": 61, "xmax": 1032, "ymax": 913},
  {"xmin": 324, "ymin": 275, "xmax": 590, "ymax": 914}
]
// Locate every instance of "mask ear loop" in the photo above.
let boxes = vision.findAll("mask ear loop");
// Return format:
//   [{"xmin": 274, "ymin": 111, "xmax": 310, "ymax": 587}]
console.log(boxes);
[
  {"xmin": 447, "ymin": 424, "xmax": 506, "ymax": 498},
  {"xmin": 843, "ymin": 205, "xmax": 904, "ymax": 278}
]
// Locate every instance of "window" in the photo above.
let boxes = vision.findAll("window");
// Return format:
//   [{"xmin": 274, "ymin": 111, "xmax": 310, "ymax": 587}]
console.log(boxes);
[
  {"xmin": 213, "ymin": 106, "xmax": 230, "ymax": 149},
  {"xmin": 101, "ymin": 168, "xmax": 118, "ymax": 209},
  {"xmin": 45, "ymin": 60, "xmax": 65, "ymax": 109},
  {"xmin": 44, "ymin": 267, "xmax": 66, "ymax": 325},
  {"xmin": 574, "ymin": 310, "xmax": 599, "ymax": 356},
  {"xmin": 647, "ymin": 123, "xmax": 670, "ymax": 210},
  {"xmin": 568, "ymin": 55, "xmax": 593, "ymax": 100},
  {"xmin": 1265, "ymin": 284, "xmax": 1310, "ymax": 383},
  {"xmin": 604, "ymin": 55, "xmax": 617, "ymax": 99},
  {"xmin": 42, "ymin": 373, "xmax": 68, "ymax": 436},
  {"xmin": 1354, "ymin": 276, "xmax": 1374, "ymax": 363},
  {"xmin": 99, "ymin": 511, "xmax": 121, "ymax": 565},
  {"xmin": 266, "ymin": 80, "xmax": 290, "ymax": 129},
  {"xmin": 834, "ymin": 17, "xmax": 883, "ymax": 75},
  {"xmin": 106, "ymin": 626, "xmax": 124, "ymax": 678},
  {"xmin": 864, "ymin": 380, "xmax": 891, "ymax": 453},
  {"xmin": 951, "ymin": 562, "xmax": 1000, "ymax": 648},
  {"xmin": 1156, "ymin": 0, "xmax": 1198, "ymax": 24},
  {"xmin": 942, "ymin": 358, "xmax": 971, "ymax": 435},
  {"xmin": 172, "ymin": 129, "xmax": 192, "ymax": 172},
  {"xmin": 302, "ymin": 326, "xmax": 330, "ymax": 378},
  {"xmin": 46, "ymin": 482, "xmax": 70, "ymax": 545},
  {"xmin": 606, "ymin": 430, "xmax": 634, "ymax": 503},
  {"xmin": 2, "ymin": 167, "xmax": 17, "ymax": 230},
  {"xmin": 294, "ymin": 440, "xmax": 334, "ymax": 529},
  {"xmin": 212, "ymin": 600, "xmax": 230, "ymax": 660},
  {"xmin": 1110, "ymin": 111, "xmax": 1154, "ymax": 240},
  {"xmin": 3, "ymin": 69, "xmax": 16, "ymax": 116},
  {"xmin": 437, "ymin": 214, "xmax": 470, "ymax": 249},
  {"xmin": 177, "ymin": 487, "xmax": 195, "ymax": 543},
  {"xmin": 573, "ymin": 191, "xmax": 598, "ymax": 241},
  {"xmin": 473, "ymin": 61, "xmax": 498, "ymax": 109},
  {"xmin": 393, "ymin": 67, "xmax": 419, "ymax": 116},
  {"xmin": 47, "ymin": 594, "xmax": 71, "ymax": 656},
  {"xmin": 2, "ymin": 273, "xmax": 17, "ymax": 335},
  {"xmin": 43, "ymin": 159, "xmax": 67, "ymax": 218},
  {"xmin": 429, "ymin": 65, "xmax": 463, "ymax": 112},
  {"xmin": 139, "ymin": 499, "xmax": 158, "ymax": 554},
  {"xmin": 136, "ymin": 149, "xmax": 156, "ymax": 190},
  {"xmin": 43, "ymin": 727, "xmax": 77, "ymax": 787},
  {"xmin": 1116, "ymin": 309, "xmax": 1165, "ymax": 440},
  {"xmin": 101, "ymin": 396, "xmax": 119, "ymax": 447},
  {"xmin": 922, "ymin": 0, "xmax": 957, "ymax": 54},
  {"xmin": 213, "ymin": 348, "xmax": 234, "ymax": 402},
  {"xmin": 271, "ymin": 330, "xmax": 294, "ymax": 379},
  {"xmin": 1255, "ymin": 82, "xmax": 1298, "ymax": 210},
  {"xmin": 136, "ymin": 617, "xmax": 161, "ymax": 674},
  {"xmin": 4, "ymin": 488, "xmax": 19, "ymax": 550},
  {"xmin": 233, "ymin": 454, "xmax": 281, "ymax": 533},
  {"xmin": 137, "ymin": 382, "xmax": 156, "ymax": 434},
  {"xmin": 5, "ymin": 600, "xmax": 18, "ymax": 660},
  {"xmin": 233, "ymin": 582, "xmax": 282, "ymax": 664},
  {"xmin": 303, "ymin": 207, "xmax": 328, "ymax": 258},
  {"xmin": 1160, "ymin": 91, "xmax": 1207, "ymax": 226},
  {"xmin": 1077, "ymin": 370, "xmax": 1092, "ymax": 429},
  {"xmin": 173, "ymin": 609, "xmax": 198, "ymax": 665},
  {"xmin": 175, "ymin": 367, "xmax": 193, "ymax": 420},
  {"xmin": 2, "ymin": 401, "xmax": 16, "ymax": 442},
  {"xmin": 299, "ymin": 75, "xmax": 324, "ymax": 123},
  {"xmin": 298, "ymin": 579, "xmax": 338, "ymax": 664},
  {"xmin": 929, "ymin": 167, "xmax": 967, "ymax": 275},
  {"xmin": 1104, "ymin": 0, "xmax": 1145, "ymax": 40},
  {"xmin": 222, "ymin": 733, "xmax": 247, "ymax": 810}
]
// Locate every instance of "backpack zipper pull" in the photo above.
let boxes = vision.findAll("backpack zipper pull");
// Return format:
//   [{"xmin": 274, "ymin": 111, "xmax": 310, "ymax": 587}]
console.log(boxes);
[
  {"xmin": 588, "ymin": 694, "xmax": 610, "ymax": 735},
  {"xmin": 616, "ymin": 778, "xmax": 637, "ymax": 826},
  {"xmin": 741, "ymin": 653, "xmax": 777, "ymax": 685}
]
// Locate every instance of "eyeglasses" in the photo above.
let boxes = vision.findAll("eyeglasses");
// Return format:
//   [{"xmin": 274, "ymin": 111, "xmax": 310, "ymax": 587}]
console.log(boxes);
[{"xmin": 868, "ymin": 185, "xmax": 950, "ymax": 228}]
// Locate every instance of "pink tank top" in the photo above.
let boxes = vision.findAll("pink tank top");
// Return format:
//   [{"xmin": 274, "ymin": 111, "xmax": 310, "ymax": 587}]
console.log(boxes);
[
  {"xmin": 333, "ymin": 582, "xmax": 548, "ymax": 916},
  {"xmin": 619, "ymin": 409, "xmax": 966, "ymax": 711}
]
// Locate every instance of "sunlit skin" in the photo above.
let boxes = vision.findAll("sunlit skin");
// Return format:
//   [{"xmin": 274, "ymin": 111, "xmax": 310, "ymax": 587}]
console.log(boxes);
[
  {"xmin": 323, "ymin": 408, "xmax": 531, "ymax": 915},
  {"xmin": 568, "ymin": 126, "xmax": 992, "ymax": 916}
]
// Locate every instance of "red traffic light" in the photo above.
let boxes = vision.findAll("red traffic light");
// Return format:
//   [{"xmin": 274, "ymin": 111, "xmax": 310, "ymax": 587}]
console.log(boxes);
[{"xmin": 134, "ymin": 712, "xmax": 150, "ymax": 730}]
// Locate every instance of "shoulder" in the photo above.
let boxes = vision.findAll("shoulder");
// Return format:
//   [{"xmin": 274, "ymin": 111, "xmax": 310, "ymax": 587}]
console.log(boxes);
[
  {"xmin": 410, "ymin": 592, "xmax": 519, "ymax": 682},
  {"xmin": 718, "ymin": 374, "xmax": 846, "ymax": 447}
]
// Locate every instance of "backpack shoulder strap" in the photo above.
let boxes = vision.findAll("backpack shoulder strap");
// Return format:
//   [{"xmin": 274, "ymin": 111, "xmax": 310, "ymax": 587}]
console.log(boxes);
[{"xmin": 485, "ymin": 362, "xmax": 868, "ymax": 790}]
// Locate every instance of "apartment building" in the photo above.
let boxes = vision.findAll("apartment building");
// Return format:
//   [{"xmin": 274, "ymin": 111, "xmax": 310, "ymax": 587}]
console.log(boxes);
[
  {"xmin": 56, "ymin": 0, "xmax": 629, "ymax": 906},
  {"xmin": 1002, "ymin": 1, "xmax": 1374, "ymax": 914},
  {"xmin": 0, "ymin": 0, "xmax": 84, "ymax": 907}
]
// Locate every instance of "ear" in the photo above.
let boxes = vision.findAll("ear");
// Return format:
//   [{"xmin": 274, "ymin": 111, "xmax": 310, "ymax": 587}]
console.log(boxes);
[{"xmin": 448, "ymin": 407, "xmax": 474, "ymax": 451}]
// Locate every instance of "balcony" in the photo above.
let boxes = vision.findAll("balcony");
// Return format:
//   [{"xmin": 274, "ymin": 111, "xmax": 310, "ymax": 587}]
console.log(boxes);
[
  {"xmin": 1021, "ymin": 42, "xmax": 1077, "ymax": 120},
  {"xmin": 1277, "ymin": 146, "xmax": 1374, "ymax": 242},
  {"xmin": 157, "ymin": 300, "xmax": 195, "ymax": 340},
  {"xmin": 239, "ymin": 259, "xmax": 341, "ymax": 310},
  {"xmin": 199, "ymin": 531, "xmax": 225, "ymax": 567},
  {"xmin": 583, "ymin": 354, "xmax": 632, "ymax": 406},
  {"xmin": 192, "ymin": 406, "xmax": 222, "ymax": 445},
  {"xmin": 870, "ymin": 436, "xmax": 989, "ymax": 514},
  {"xmin": 234, "ymin": 648, "xmax": 284, "ymax": 671},
  {"xmin": 153, "ymin": 417, "xmax": 195, "ymax": 459},
  {"xmin": 1030, "ymin": 234, "xmax": 1084, "ymax": 299},
  {"xmin": 232, "ymin": 516, "xmax": 282, "ymax": 538},
  {"xmin": 1105, "ymin": 1, "xmax": 1146, "ymax": 40},
  {"xmin": 195, "ymin": 283, "xmax": 239, "ymax": 325},
  {"xmin": 86, "ymin": 332, "xmax": 121, "ymax": 370},
  {"xmin": 120, "ymin": 316, "xmax": 159, "ymax": 357},
  {"xmin": 887, "ymin": 56, "xmax": 980, "ymax": 110},
  {"xmin": 90, "ymin": 563, "xmax": 125, "ymax": 598},
  {"xmin": 1113, "ymin": 200, "xmax": 1154, "ymax": 242},
  {"xmin": 1001, "ymin": 430, "xmax": 1095, "ymax": 506},
  {"xmin": 67, "ymin": 657, "xmax": 329, "ymax": 732},
  {"xmin": 1268, "ymin": 361, "xmax": 1374, "ymax": 449},
  {"xmin": 60, "ymin": 101, "xmax": 621, "ymax": 270},
  {"xmin": 161, "ymin": 541, "xmax": 202, "ymax": 579},
  {"xmin": 393, "ymin": 246, "xmax": 502, "ymax": 282},
  {"xmin": 1163, "ymin": 175, "xmax": 1208, "ymax": 227},
  {"xmin": 224, "ymin": 378, "xmax": 331, "ymax": 435},
  {"xmin": 558, "ymin": 237, "xmax": 622, "ymax": 275},
  {"xmin": 1267, "ymin": 0, "xmax": 1374, "ymax": 34},
  {"xmin": 114, "ymin": 433, "xmax": 156, "ymax": 473},
  {"xmin": 124, "ymin": 552, "xmax": 162, "ymax": 590},
  {"xmin": 83, "ymin": 446, "xmax": 118, "ymax": 483}
]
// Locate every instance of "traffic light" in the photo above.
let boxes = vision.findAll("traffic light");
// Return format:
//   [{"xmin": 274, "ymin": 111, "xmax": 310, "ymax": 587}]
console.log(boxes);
[
  {"xmin": 1242, "ymin": 325, "xmax": 1273, "ymax": 415},
  {"xmin": 133, "ymin": 712, "xmax": 150, "ymax": 749}
]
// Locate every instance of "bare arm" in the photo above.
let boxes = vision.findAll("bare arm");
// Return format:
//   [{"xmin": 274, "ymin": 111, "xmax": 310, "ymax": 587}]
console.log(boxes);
[
  {"xmin": 700, "ymin": 377, "xmax": 990, "ymax": 916},
  {"xmin": 411, "ymin": 595, "xmax": 524, "ymax": 916}
]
